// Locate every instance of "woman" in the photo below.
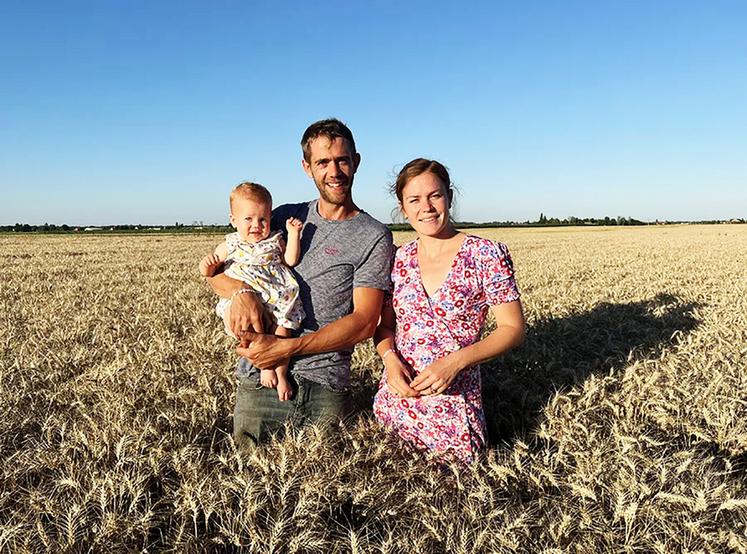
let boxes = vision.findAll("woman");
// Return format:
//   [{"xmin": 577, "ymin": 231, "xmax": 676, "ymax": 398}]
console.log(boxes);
[{"xmin": 373, "ymin": 159, "xmax": 525, "ymax": 463}]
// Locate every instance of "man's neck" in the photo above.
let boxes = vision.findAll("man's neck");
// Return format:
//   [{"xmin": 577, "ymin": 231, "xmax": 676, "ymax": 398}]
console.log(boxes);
[{"xmin": 316, "ymin": 198, "xmax": 360, "ymax": 221}]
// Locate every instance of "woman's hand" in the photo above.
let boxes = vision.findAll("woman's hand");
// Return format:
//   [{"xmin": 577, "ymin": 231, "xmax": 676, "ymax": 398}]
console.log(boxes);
[
  {"xmin": 384, "ymin": 354, "xmax": 420, "ymax": 397},
  {"xmin": 410, "ymin": 351, "xmax": 464, "ymax": 395}
]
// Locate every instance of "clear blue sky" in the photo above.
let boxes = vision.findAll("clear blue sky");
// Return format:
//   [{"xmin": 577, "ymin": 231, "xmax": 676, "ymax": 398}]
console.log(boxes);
[{"xmin": 2, "ymin": 0, "xmax": 745, "ymax": 225}]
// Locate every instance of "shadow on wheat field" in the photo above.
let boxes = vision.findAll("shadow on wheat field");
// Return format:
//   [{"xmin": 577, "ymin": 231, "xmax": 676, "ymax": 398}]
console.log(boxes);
[
  {"xmin": 482, "ymin": 292, "xmax": 700, "ymax": 444},
  {"xmin": 348, "ymin": 292, "xmax": 700, "ymax": 448}
]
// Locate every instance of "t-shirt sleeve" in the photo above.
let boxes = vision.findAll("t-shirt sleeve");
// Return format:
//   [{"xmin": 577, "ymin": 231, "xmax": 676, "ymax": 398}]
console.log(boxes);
[
  {"xmin": 270, "ymin": 205, "xmax": 290, "ymax": 239},
  {"xmin": 353, "ymin": 229, "xmax": 395, "ymax": 291},
  {"xmin": 478, "ymin": 240, "xmax": 521, "ymax": 305}
]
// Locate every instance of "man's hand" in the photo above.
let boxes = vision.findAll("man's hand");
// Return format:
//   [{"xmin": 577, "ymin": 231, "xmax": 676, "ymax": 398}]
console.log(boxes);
[
  {"xmin": 384, "ymin": 354, "xmax": 420, "ymax": 397},
  {"xmin": 237, "ymin": 332, "xmax": 296, "ymax": 370},
  {"xmin": 228, "ymin": 291, "xmax": 272, "ymax": 337},
  {"xmin": 410, "ymin": 351, "xmax": 463, "ymax": 396},
  {"xmin": 199, "ymin": 254, "xmax": 223, "ymax": 277}
]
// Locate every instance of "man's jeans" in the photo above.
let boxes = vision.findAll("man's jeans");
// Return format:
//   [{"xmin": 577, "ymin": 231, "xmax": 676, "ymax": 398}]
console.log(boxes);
[{"xmin": 233, "ymin": 375, "xmax": 353, "ymax": 449}]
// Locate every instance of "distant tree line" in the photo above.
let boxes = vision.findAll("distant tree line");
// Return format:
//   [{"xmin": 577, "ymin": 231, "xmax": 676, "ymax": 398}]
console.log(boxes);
[
  {"xmin": 0, "ymin": 223, "xmax": 233, "ymax": 234},
  {"xmin": 391, "ymin": 214, "xmax": 744, "ymax": 232},
  {"xmin": 2, "ymin": 216, "xmax": 744, "ymax": 234}
]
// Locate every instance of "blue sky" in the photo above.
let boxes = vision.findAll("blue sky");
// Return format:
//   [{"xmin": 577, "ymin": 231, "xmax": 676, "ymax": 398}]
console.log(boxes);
[{"xmin": 1, "ymin": 0, "xmax": 745, "ymax": 225}]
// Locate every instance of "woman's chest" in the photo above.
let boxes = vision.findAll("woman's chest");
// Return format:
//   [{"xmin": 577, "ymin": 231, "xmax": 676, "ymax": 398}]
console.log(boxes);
[{"xmin": 393, "ymin": 252, "xmax": 486, "ymax": 319}]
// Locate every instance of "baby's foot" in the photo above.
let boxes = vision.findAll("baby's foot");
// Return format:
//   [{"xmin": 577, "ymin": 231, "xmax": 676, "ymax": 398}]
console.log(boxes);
[
  {"xmin": 276, "ymin": 377, "xmax": 293, "ymax": 402},
  {"xmin": 260, "ymin": 369, "xmax": 278, "ymax": 388}
]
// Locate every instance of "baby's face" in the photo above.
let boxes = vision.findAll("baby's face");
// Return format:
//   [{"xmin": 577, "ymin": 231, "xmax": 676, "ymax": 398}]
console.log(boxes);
[{"xmin": 230, "ymin": 197, "xmax": 271, "ymax": 243}]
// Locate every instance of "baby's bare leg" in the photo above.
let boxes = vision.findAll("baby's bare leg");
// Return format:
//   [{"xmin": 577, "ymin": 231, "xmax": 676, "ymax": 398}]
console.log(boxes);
[
  {"xmin": 220, "ymin": 300, "xmax": 237, "ymax": 339},
  {"xmin": 223, "ymin": 299, "xmax": 277, "ymax": 388},
  {"xmin": 260, "ymin": 323, "xmax": 278, "ymax": 388},
  {"xmin": 274, "ymin": 325, "xmax": 294, "ymax": 401}
]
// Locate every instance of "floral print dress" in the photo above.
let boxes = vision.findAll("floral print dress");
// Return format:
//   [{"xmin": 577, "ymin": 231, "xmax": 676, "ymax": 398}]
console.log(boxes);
[{"xmin": 373, "ymin": 235, "xmax": 520, "ymax": 463}]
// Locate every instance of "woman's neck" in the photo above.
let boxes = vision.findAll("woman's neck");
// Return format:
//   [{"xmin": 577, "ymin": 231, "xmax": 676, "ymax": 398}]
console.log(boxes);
[{"xmin": 417, "ymin": 227, "xmax": 462, "ymax": 259}]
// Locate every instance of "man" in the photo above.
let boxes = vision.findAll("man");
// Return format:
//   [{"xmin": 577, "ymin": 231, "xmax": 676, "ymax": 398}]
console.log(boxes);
[{"xmin": 208, "ymin": 118, "xmax": 393, "ymax": 448}]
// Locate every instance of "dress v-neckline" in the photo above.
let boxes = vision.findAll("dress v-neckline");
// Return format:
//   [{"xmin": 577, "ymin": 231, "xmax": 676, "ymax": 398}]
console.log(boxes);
[{"xmin": 413, "ymin": 235, "xmax": 468, "ymax": 300}]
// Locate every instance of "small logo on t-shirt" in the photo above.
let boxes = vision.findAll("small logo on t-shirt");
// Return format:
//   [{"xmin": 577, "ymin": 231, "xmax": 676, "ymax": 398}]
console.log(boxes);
[{"xmin": 324, "ymin": 247, "xmax": 341, "ymax": 256}]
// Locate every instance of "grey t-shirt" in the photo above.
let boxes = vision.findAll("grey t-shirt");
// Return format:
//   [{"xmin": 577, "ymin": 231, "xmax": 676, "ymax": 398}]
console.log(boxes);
[{"xmin": 236, "ymin": 199, "xmax": 393, "ymax": 389}]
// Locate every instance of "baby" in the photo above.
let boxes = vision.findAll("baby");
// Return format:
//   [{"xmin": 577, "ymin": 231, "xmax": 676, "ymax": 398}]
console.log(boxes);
[{"xmin": 199, "ymin": 182, "xmax": 305, "ymax": 401}]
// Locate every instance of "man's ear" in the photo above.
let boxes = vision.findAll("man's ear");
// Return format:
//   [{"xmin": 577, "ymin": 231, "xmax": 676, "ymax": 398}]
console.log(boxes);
[
  {"xmin": 352, "ymin": 152, "xmax": 361, "ymax": 172},
  {"xmin": 301, "ymin": 158, "xmax": 313, "ymax": 179}
]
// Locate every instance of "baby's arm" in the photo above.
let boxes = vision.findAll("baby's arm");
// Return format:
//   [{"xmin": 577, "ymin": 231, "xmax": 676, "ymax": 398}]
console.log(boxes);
[
  {"xmin": 283, "ymin": 218, "xmax": 303, "ymax": 267},
  {"xmin": 199, "ymin": 241, "xmax": 228, "ymax": 277}
]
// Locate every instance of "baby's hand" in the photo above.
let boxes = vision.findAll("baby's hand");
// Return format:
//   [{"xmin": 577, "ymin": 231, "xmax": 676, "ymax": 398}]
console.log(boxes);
[
  {"xmin": 199, "ymin": 254, "xmax": 222, "ymax": 277},
  {"xmin": 286, "ymin": 217, "xmax": 303, "ymax": 235}
]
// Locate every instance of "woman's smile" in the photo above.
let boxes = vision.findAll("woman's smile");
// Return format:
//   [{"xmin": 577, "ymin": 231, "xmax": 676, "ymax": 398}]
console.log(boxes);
[{"xmin": 400, "ymin": 172, "xmax": 451, "ymax": 237}]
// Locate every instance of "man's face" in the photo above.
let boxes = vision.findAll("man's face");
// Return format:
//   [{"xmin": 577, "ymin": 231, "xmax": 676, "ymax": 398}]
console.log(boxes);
[{"xmin": 302, "ymin": 136, "xmax": 360, "ymax": 206}]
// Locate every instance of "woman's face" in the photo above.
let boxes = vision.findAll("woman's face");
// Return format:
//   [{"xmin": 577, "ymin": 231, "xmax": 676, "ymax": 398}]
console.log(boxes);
[{"xmin": 400, "ymin": 171, "xmax": 452, "ymax": 238}]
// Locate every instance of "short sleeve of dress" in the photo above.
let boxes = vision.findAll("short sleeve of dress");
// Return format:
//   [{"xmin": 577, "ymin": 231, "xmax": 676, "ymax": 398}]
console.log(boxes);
[
  {"xmin": 476, "ymin": 239, "xmax": 521, "ymax": 306},
  {"xmin": 225, "ymin": 232, "xmax": 240, "ymax": 253}
]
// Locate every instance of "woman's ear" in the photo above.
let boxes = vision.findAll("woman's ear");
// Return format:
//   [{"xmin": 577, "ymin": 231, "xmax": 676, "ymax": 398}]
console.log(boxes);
[{"xmin": 447, "ymin": 187, "xmax": 454, "ymax": 208}]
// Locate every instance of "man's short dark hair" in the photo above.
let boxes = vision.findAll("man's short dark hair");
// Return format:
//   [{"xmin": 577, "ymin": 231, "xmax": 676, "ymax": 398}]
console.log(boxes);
[{"xmin": 301, "ymin": 118, "xmax": 356, "ymax": 163}]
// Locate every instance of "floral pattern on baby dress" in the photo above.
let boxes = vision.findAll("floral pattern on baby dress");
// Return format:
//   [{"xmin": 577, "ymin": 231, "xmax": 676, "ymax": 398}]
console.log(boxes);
[
  {"xmin": 216, "ymin": 231, "xmax": 305, "ymax": 331},
  {"xmin": 373, "ymin": 235, "xmax": 520, "ymax": 463}
]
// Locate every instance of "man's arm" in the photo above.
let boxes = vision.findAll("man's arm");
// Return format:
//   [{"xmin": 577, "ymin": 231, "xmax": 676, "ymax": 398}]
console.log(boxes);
[
  {"xmin": 206, "ymin": 273, "xmax": 270, "ymax": 335},
  {"xmin": 237, "ymin": 287, "xmax": 385, "ymax": 370},
  {"xmin": 206, "ymin": 272, "xmax": 243, "ymax": 298}
]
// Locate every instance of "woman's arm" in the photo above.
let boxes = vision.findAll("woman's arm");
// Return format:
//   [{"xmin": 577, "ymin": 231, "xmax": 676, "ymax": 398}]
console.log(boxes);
[
  {"xmin": 374, "ymin": 301, "xmax": 419, "ymax": 397},
  {"xmin": 410, "ymin": 300, "xmax": 525, "ymax": 395}
]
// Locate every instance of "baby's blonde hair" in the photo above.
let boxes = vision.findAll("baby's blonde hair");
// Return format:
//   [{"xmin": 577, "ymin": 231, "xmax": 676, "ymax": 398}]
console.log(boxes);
[{"xmin": 230, "ymin": 182, "xmax": 272, "ymax": 211}]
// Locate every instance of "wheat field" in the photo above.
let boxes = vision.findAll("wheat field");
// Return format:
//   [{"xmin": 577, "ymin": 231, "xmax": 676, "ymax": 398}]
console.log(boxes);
[{"xmin": 1, "ymin": 225, "xmax": 746, "ymax": 553}]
